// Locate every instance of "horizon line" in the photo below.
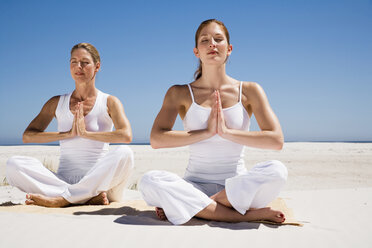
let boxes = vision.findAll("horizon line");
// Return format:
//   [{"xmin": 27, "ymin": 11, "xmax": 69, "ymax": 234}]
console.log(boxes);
[{"xmin": 0, "ymin": 140, "xmax": 371, "ymax": 146}]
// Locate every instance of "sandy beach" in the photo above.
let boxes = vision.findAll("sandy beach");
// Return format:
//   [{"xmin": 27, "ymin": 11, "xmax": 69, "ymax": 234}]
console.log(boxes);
[{"xmin": 0, "ymin": 143, "xmax": 371, "ymax": 247}]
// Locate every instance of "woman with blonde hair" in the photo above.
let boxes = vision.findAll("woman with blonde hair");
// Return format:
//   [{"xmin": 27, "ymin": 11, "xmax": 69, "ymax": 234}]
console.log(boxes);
[{"xmin": 6, "ymin": 43, "xmax": 134, "ymax": 207}]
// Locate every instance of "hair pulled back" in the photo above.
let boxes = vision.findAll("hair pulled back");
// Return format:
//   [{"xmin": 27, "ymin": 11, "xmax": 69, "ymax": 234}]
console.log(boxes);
[
  {"xmin": 71, "ymin": 43, "xmax": 100, "ymax": 64},
  {"xmin": 194, "ymin": 19, "xmax": 230, "ymax": 80}
]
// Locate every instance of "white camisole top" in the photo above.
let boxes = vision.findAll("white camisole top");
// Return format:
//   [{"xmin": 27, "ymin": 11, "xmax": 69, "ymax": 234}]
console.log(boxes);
[
  {"xmin": 55, "ymin": 90, "xmax": 114, "ymax": 184},
  {"xmin": 183, "ymin": 82, "xmax": 250, "ymax": 185}
]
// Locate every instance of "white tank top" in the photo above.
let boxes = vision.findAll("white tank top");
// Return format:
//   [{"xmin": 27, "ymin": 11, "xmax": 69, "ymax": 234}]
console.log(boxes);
[
  {"xmin": 183, "ymin": 82, "xmax": 250, "ymax": 185},
  {"xmin": 55, "ymin": 90, "xmax": 114, "ymax": 184}
]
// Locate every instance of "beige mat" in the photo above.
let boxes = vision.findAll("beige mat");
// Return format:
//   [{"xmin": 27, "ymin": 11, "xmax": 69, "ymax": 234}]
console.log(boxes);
[{"xmin": 0, "ymin": 198, "xmax": 302, "ymax": 226}]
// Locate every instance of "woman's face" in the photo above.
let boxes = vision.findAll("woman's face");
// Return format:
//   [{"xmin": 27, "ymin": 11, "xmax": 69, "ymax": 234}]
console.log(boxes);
[
  {"xmin": 70, "ymin": 48, "xmax": 100, "ymax": 82},
  {"xmin": 193, "ymin": 22, "xmax": 232, "ymax": 65}
]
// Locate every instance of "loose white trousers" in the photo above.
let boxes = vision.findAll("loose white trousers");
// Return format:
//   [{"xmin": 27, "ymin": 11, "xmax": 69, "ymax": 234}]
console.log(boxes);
[
  {"xmin": 6, "ymin": 146, "xmax": 134, "ymax": 204},
  {"xmin": 139, "ymin": 160, "xmax": 287, "ymax": 225}
]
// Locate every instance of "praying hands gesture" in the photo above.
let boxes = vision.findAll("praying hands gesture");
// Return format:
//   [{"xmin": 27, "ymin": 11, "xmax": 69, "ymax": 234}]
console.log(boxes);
[
  {"xmin": 207, "ymin": 90, "xmax": 228, "ymax": 137},
  {"xmin": 206, "ymin": 83, "xmax": 284, "ymax": 150},
  {"xmin": 22, "ymin": 93, "xmax": 132, "ymax": 144},
  {"xmin": 151, "ymin": 82, "xmax": 283, "ymax": 150},
  {"xmin": 70, "ymin": 102, "xmax": 87, "ymax": 138},
  {"xmin": 67, "ymin": 98, "xmax": 132, "ymax": 143}
]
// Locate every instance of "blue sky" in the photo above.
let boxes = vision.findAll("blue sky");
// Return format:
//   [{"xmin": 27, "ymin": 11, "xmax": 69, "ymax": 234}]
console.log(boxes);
[{"xmin": 0, "ymin": 0, "xmax": 371, "ymax": 144}]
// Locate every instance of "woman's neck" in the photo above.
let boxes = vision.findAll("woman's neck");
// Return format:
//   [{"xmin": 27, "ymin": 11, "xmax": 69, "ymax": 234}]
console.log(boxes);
[
  {"xmin": 73, "ymin": 80, "xmax": 97, "ymax": 100},
  {"xmin": 199, "ymin": 64, "xmax": 231, "ymax": 89}
]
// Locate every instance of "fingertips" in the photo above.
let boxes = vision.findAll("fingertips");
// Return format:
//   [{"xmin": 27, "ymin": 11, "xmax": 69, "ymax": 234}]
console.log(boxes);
[
  {"xmin": 79, "ymin": 103, "xmax": 84, "ymax": 116},
  {"xmin": 216, "ymin": 90, "xmax": 221, "ymax": 99}
]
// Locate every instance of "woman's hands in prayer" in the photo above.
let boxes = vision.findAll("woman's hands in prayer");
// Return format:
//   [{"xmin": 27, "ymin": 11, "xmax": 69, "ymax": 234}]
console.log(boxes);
[
  {"xmin": 207, "ymin": 90, "xmax": 229, "ymax": 138},
  {"xmin": 70, "ymin": 102, "xmax": 87, "ymax": 138}
]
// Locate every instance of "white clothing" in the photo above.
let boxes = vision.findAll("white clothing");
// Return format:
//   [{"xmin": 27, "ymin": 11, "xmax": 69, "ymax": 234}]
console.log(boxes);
[
  {"xmin": 56, "ymin": 90, "xmax": 114, "ymax": 184},
  {"xmin": 139, "ymin": 82, "xmax": 287, "ymax": 225},
  {"xmin": 6, "ymin": 146, "xmax": 134, "ymax": 203},
  {"xmin": 183, "ymin": 82, "xmax": 250, "ymax": 185},
  {"xmin": 6, "ymin": 90, "xmax": 134, "ymax": 204},
  {"xmin": 140, "ymin": 160, "xmax": 287, "ymax": 225}
]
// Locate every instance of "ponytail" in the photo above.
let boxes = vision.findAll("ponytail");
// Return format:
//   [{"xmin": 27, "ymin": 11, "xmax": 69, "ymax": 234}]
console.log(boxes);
[{"xmin": 194, "ymin": 60, "xmax": 202, "ymax": 80}]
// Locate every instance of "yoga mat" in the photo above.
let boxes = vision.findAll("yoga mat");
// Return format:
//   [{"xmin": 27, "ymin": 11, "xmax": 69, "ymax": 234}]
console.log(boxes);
[{"xmin": 0, "ymin": 198, "xmax": 302, "ymax": 226}]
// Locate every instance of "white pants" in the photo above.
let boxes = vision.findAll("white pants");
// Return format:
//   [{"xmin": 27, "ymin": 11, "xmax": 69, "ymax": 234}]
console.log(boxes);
[
  {"xmin": 139, "ymin": 160, "xmax": 287, "ymax": 225},
  {"xmin": 6, "ymin": 146, "xmax": 134, "ymax": 204}
]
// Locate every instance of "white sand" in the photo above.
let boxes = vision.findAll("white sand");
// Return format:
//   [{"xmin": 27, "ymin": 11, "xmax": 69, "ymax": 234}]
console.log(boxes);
[{"xmin": 0, "ymin": 143, "xmax": 372, "ymax": 248}]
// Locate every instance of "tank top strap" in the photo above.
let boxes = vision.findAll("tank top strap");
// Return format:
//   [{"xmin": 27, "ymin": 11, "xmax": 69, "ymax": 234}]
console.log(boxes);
[
  {"xmin": 187, "ymin": 84, "xmax": 195, "ymax": 103},
  {"xmin": 89, "ymin": 90, "xmax": 108, "ymax": 116},
  {"xmin": 98, "ymin": 90, "xmax": 109, "ymax": 111},
  {"xmin": 239, "ymin": 81, "xmax": 243, "ymax": 102},
  {"xmin": 56, "ymin": 92, "xmax": 72, "ymax": 119}
]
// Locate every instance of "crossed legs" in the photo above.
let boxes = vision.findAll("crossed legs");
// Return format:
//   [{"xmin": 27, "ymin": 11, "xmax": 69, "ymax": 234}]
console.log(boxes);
[
  {"xmin": 156, "ymin": 189, "xmax": 285, "ymax": 223},
  {"xmin": 6, "ymin": 146, "xmax": 134, "ymax": 208},
  {"xmin": 142, "ymin": 160, "xmax": 288, "ymax": 224}
]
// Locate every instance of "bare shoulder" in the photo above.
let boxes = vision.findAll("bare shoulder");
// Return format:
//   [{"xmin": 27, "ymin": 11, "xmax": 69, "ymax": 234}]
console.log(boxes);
[
  {"xmin": 29, "ymin": 95, "xmax": 60, "ymax": 124},
  {"xmin": 42, "ymin": 95, "xmax": 60, "ymax": 113},
  {"xmin": 166, "ymin": 84, "xmax": 189, "ymax": 96},
  {"xmin": 164, "ymin": 84, "xmax": 190, "ymax": 104},
  {"xmin": 47, "ymin": 95, "xmax": 60, "ymax": 104},
  {"xmin": 107, "ymin": 95, "xmax": 122, "ymax": 107},
  {"xmin": 242, "ymin": 81, "xmax": 263, "ymax": 93},
  {"xmin": 242, "ymin": 81, "xmax": 266, "ymax": 100},
  {"xmin": 107, "ymin": 95, "xmax": 126, "ymax": 117}
]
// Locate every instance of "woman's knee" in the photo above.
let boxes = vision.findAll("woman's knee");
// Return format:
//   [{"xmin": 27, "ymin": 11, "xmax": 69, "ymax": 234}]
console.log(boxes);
[
  {"xmin": 139, "ymin": 170, "xmax": 162, "ymax": 190},
  {"xmin": 114, "ymin": 145, "xmax": 133, "ymax": 158},
  {"xmin": 6, "ymin": 156, "xmax": 24, "ymax": 173},
  {"xmin": 139, "ymin": 170, "xmax": 171, "ymax": 206},
  {"xmin": 253, "ymin": 160, "xmax": 288, "ymax": 182},
  {"xmin": 139, "ymin": 170, "xmax": 179, "ymax": 194},
  {"xmin": 267, "ymin": 160, "xmax": 288, "ymax": 182},
  {"xmin": 113, "ymin": 145, "xmax": 134, "ymax": 168},
  {"xmin": 6, "ymin": 156, "xmax": 25, "ymax": 184}
]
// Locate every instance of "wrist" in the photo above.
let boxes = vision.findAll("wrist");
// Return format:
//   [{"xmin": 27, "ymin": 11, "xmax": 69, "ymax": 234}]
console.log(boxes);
[
  {"xmin": 67, "ymin": 130, "xmax": 74, "ymax": 138},
  {"xmin": 206, "ymin": 128, "xmax": 216, "ymax": 138},
  {"xmin": 80, "ymin": 130, "xmax": 89, "ymax": 138},
  {"xmin": 219, "ymin": 127, "xmax": 230, "ymax": 138}
]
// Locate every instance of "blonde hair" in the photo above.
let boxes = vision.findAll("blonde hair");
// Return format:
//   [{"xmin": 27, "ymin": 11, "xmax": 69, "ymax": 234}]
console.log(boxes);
[{"xmin": 70, "ymin": 43, "xmax": 100, "ymax": 64}]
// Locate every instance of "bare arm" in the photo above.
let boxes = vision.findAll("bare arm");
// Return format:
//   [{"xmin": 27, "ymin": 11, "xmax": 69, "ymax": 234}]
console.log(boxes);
[
  {"xmin": 77, "ymin": 96, "xmax": 132, "ymax": 143},
  {"xmin": 150, "ymin": 85, "xmax": 216, "ymax": 149},
  {"xmin": 23, "ymin": 96, "xmax": 75, "ymax": 143},
  {"xmin": 218, "ymin": 82, "xmax": 284, "ymax": 150}
]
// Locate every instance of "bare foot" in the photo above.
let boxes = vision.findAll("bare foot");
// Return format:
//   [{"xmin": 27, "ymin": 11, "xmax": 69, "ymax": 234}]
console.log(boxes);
[
  {"xmin": 247, "ymin": 207, "xmax": 285, "ymax": 223},
  {"xmin": 210, "ymin": 190, "xmax": 232, "ymax": 208},
  {"xmin": 25, "ymin": 194, "xmax": 70, "ymax": 208},
  {"xmin": 86, "ymin": 192, "xmax": 109, "ymax": 205},
  {"xmin": 155, "ymin": 207, "xmax": 167, "ymax": 221}
]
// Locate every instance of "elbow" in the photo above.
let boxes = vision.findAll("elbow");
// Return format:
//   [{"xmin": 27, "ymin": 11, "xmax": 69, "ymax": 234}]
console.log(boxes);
[
  {"xmin": 150, "ymin": 127, "xmax": 170, "ymax": 149},
  {"xmin": 273, "ymin": 135, "xmax": 284, "ymax": 150},
  {"xmin": 121, "ymin": 131, "xmax": 132, "ymax": 144},
  {"xmin": 150, "ymin": 143, "xmax": 160, "ymax": 149},
  {"xmin": 126, "ymin": 132, "xmax": 133, "ymax": 143},
  {"xmin": 150, "ymin": 137, "xmax": 160, "ymax": 149},
  {"xmin": 125, "ymin": 135, "xmax": 133, "ymax": 144},
  {"xmin": 115, "ymin": 129, "xmax": 132, "ymax": 143},
  {"xmin": 22, "ymin": 132, "xmax": 31, "ymax": 143},
  {"xmin": 274, "ymin": 141, "xmax": 284, "ymax": 150},
  {"xmin": 150, "ymin": 132, "xmax": 162, "ymax": 149}
]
